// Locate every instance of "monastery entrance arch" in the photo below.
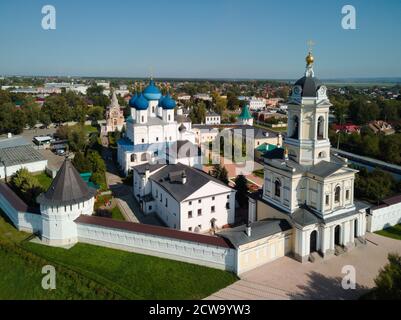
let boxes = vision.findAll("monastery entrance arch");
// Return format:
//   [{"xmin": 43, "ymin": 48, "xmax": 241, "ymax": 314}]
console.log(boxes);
[{"xmin": 310, "ymin": 230, "xmax": 318, "ymax": 253}]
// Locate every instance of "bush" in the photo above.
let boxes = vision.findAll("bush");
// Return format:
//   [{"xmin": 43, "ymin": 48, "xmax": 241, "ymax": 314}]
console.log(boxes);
[
  {"xmin": 366, "ymin": 254, "xmax": 401, "ymax": 300},
  {"xmin": 10, "ymin": 169, "xmax": 44, "ymax": 206}
]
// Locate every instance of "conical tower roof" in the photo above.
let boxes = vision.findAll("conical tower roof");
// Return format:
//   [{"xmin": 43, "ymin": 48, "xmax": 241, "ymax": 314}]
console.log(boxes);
[
  {"xmin": 238, "ymin": 104, "xmax": 252, "ymax": 120},
  {"xmin": 110, "ymin": 90, "xmax": 119, "ymax": 108},
  {"xmin": 37, "ymin": 160, "xmax": 96, "ymax": 206}
]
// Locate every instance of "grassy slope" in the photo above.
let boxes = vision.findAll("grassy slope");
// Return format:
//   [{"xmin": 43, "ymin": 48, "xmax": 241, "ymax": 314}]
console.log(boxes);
[
  {"xmin": 0, "ymin": 214, "xmax": 120, "ymax": 300},
  {"xmin": 23, "ymin": 242, "xmax": 237, "ymax": 300},
  {"xmin": 0, "ymin": 213, "xmax": 237, "ymax": 300},
  {"xmin": 376, "ymin": 224, "xmax": 401, "ymax": 241}
]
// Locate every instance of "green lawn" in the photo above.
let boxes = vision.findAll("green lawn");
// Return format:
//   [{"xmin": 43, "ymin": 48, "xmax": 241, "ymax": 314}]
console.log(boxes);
[
  {"xmin": 111, "ymin": 206, "xmax": 125, "ymax": 221},
  {"xmin": 84, "ymin": 125, "xmax": 99, "ymax": 134},
  {"xmin": 0, "ymin": 212, "xmax": 237, "ymax": 300},
  {"xmin": 35, "ymin": 172, "xmax": 53, "ymax": 190},
  {"xmin": 376, "ymin": 224, "xmax": 401, "ymax": 241}
]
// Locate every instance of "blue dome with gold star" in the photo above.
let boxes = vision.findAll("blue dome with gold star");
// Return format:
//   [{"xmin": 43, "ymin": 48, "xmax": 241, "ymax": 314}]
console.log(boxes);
[{"xmin": 143, "ymin": 80, "xmax": 162, "ymax": 101}]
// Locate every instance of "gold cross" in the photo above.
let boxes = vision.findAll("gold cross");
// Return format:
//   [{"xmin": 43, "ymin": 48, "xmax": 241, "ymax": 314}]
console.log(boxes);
[
  {"xmin": 307, "ymin": 40, "xmax": 315, "ymax": 53},
  {"xmin": 149, "ymin": 66, "xmax": 154, "ymax": 80}
]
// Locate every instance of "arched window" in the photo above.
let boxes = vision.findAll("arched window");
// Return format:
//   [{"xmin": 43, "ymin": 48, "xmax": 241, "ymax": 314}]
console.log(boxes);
[
  {"xmin": 131, "ymin": 154, "xmax": 137, "ymax": 162},
  {"xmin": 141, "ymin": 116, "xmax": 144, "ymax": 123},
  {"xmin": 274, "ymin": 179, "xmax": 282, "ymax": 198},
  {"xmin": 318, "ymin": 151, "xmax": 326, "ymax": 159},
  {"xmin": 168, "ymin": 115, "xmax": 171, "ymax": 121},
  {"xmin": 317, "ymin": 116, "xmax": 325, "ymax": 140},
  {"xmin": 152, "ymin": 107, "xmax": 155, "ymax": 113},
  {"xmin": 291, "ymin": 116, "xmax": 299, "ymax": 139},
  {"xmin": 141, "ymin": 153, "xmax": 148, "ymax": 162},
  {"xmin": 335, "ymin": 186, "xmax": 341, "ymax": 203}
]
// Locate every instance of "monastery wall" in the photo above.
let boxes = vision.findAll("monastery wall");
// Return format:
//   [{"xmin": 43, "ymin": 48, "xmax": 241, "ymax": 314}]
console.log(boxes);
[
  {"xmin": 0, "ymin": 185, "xmax": 42, "ymax": 234},
  {"xmin": 76, "ymin": 218, "xmax": 237, "ymax": 273},
  {"xmin": 367, "ymin": 199, "xmax": 401, "ymax": 232}
]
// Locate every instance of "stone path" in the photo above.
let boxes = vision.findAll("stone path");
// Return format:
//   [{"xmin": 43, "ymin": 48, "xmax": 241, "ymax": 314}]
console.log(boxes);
[{"xmin": 206, "ymin": 233, "xmax": 401, "ymax": 300}]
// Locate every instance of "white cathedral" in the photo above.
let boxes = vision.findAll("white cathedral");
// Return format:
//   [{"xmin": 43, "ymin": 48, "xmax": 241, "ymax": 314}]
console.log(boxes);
[
  {"xmin": 117, "ymin": 80, "xmax": 197, "ymax": 175},
  {"xmin": 248, "ymin": 51, "xmax": 368, "ymax": 263}
]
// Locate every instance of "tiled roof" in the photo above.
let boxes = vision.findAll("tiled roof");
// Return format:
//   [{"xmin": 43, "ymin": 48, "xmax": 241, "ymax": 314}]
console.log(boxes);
[
  {"xmin": 75, "ymin": 215, "xmax": 234, "ymax": 249},
  {"xmin": 149, "ymin": 163, "xmax": 232, "ymax": 202},
  {"xmin": 218, "ymin": 219, "xmax": 292, "ymax": 247},
  {"xmin": 0, "ymin": 183, "xmax": 40, "ymax": 214}
]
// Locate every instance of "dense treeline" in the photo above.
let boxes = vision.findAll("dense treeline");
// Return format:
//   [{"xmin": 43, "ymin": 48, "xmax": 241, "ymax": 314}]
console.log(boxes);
[
  {"xmin": 0, "ymin": 85, "xmax": 111, "ymax": 135},
  {"xmin": 330, "ymin": 96, "xmax": 401, "ymax": 165}
]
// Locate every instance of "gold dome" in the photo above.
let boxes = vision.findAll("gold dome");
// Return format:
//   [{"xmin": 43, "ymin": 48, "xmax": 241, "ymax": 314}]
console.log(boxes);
[{"xmin": 306, "ymin": 52, "xmax": 314, "ymax": 65}]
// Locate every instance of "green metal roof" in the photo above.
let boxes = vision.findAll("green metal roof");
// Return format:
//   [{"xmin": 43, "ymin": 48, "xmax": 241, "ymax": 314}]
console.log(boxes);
[
  {"xmin": 238, "ymin": 104, "xmax": 252, "ymax": 120},
  {"xmin": 256, "ymin": 143, "xmax": 278, "ymax": 152}
]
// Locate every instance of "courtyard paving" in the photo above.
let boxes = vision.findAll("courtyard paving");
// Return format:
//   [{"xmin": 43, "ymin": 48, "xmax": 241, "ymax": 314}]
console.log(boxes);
[
  {"xmin": 101, "ymin": 135, "xmax": 164, "ymax": 226},
  {"xmin": 206, "ymin": 233, "xmax": 401, "ymax": 300}
]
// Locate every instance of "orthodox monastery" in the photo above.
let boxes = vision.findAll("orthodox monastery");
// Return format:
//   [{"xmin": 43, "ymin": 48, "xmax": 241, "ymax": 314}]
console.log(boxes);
[{"xmin": 1, "ymin": 51, "xmax": 400, "ymax": 276}]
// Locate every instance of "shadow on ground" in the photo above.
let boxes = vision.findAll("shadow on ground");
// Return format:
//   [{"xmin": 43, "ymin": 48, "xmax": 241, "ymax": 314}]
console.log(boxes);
[{"xmin": 290, "ymin": 271, "xmax": 370, "ymax": 300}]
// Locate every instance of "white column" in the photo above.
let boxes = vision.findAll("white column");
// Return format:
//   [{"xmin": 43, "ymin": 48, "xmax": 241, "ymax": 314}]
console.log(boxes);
[
  {"xmin": 343, "ymin": 221, "xmax": 350, "ymax": 246},
  {"xmin": 350, "ymin": 219, "xmax": 355, "ymax": 242},
  {"xmin": 330, "ymin": 226, "xmax": 335, "ymax": 250}
]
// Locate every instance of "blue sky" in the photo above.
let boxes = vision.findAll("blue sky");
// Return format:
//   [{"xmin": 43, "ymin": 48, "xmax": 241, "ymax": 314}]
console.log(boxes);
[{"xmin": 0, "ymin": 0, "xmax": 400, "ymax": 79}]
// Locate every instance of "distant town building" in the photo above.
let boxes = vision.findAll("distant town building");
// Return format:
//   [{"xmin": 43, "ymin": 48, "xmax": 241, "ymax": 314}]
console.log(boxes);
[
  {"xmin": 177, "ymin": 95, "xmax": 191, "ymax": 101},
  {"xmin": 194, "ymin": 94, "xmax": 213, "ymax": 102},
  {"xmin": 368, "ymin": 120, "xmax": 395, "ymax": 136},
  {"xmin": 238, "ymin": 96, "xmax": 267, "ymax": 111},
  {"xmin": 205, "ymin": 112, "xmax": 221, "ymax": 125},
  {"xmin": 332, "ymin": 124, "xmax": 361, "ymax": 134}
]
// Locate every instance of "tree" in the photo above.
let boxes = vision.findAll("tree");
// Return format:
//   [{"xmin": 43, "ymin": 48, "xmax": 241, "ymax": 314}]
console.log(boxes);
[
  {"xmin": 11, "ymin": 168, "xmax": 44, "ymax": 206},
  {"xmin": 234, "ymin": 175, "xmax": 249, "ymax": 208},
  {"xmin": 333, "ymin": 102, "xmax": 348, "ymax": 124},
  {"xmin": 354, "ymin": 168, "xmax": 395, "ymax": 204},
  {"xmin": 39, "ymin": 112, "xmax": 51, "ymax": 128},
  {"xmin": 23, "ymin": 102, "xmax": 41, "ymax": 128},
  {"xmin": 0, "ymin": 103, "xmax": 27, "ymax": 134},
  {"xmin": 227, "ymin": 92, "xmax": 240, "ymax": 111},
  {"xmin": 86, "ymin": 85, "xmax": 110, "ymax": 108},
  {"xmin": 381, "ymin": 135, "xmax": 401, "ymax": 164},
  {"xmin": 189, "ymin": 102, "xmax": 207, "ymax": 124},
  {"xmin": 67, "ymin": 126, "xmax": 87, "ymax": 152},
  {"xmin": 210, "ymin": 164, "xmax": 229, "ymax": 185},
  {"xmin": 72, "ymin": 151, "xmax": 92, "ymax": 173},
  {"xmin": 369, "ymin": 253, "xmax": 401, "ymax": 300},
  {"xmin": 348, "ymin": 99, "xmax": 379, "ymax": 124},
  {"xmin": 42, "ymin": 95, "xmax": 71, "ymax": 124},
  {"xmin": 88, "ymin": 106, "xmax": 104, "ymax": 122}
]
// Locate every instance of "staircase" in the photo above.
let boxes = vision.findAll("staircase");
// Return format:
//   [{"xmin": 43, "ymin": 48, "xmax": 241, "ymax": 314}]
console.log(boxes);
[
  {"xmin": 355, "ymin": 237, "xmax": 367, "ymax": 247},
  {"xmin": 309, "ymin": 251, "xmax": 323, "ymax": 263},
  {"xmin": 335, "ymin": 245, "xmax": 346, "ymax": 256}
]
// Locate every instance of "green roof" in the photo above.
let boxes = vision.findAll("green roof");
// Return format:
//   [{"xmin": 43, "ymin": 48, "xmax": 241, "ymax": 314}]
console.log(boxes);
[
  {"xmin": 256, "ymin": 143, "xmax": 278, "ymax": 152},
  {"xmin": 238, "ymin": 105, "xmax": 252, "ymax": 120}
]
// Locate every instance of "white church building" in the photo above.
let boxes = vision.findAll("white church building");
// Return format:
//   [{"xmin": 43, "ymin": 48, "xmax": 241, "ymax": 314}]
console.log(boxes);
[
  {"xmin": 248, "ymin": 51, "xmax": 369, "ymax": 263},
  {"xmin": 117, "ymin": 80, "xmax": 196, "ymax": 175}
]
